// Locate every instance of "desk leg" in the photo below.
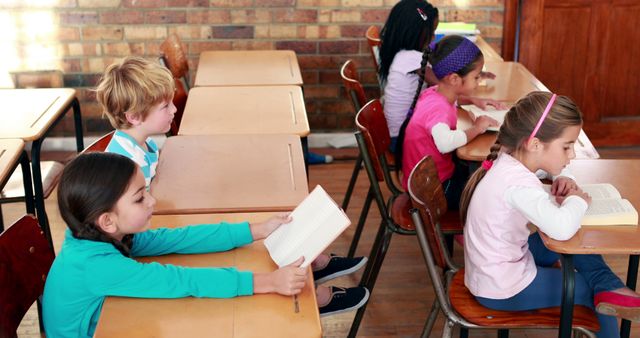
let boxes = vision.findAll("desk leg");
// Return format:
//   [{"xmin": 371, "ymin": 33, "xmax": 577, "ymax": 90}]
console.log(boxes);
[
  {"xmin": 559, "ymin": 254, "xmax": 575, "ymax": 338},
  {"xmin": 72, "ymin": 97, "xmax": 84, "ymax": 152},
  {"xmin": 621, "ymin": 255, "xmax": 639, "ymax": 338},
  {"xmin": 301, "ymin": 136, "xmax": 309, "ymax": 179},
  {"xmin": 30, "ymin": 139, "xmax": 53, "ymax": 252}
]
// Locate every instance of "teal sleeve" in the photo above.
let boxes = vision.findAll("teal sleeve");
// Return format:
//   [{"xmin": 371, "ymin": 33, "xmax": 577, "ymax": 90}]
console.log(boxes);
[
  {"xmin": 85, "ymin": 253, "xmax": 254, "ymax": 298},
  {"xmin": 131, "ymin": 222, "xmax": 253, "ymax": 257}
]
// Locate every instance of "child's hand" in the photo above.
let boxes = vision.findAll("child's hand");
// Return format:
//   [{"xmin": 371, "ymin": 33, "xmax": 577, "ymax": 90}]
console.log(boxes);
[
  {"xmin": 551, "ymin": 177, "xmax": 577, "ymax": 197},
  {"xmin": 469, "ymin": 97, "xmax": 507, "ymax": 110},
  {"xmin": 473, "ymin": 115, "xmax": 499, "ymax": 133},
  {"xmin": 480, "ymin": 71, "xmax": 496, "ymax": 80},
  {"xmin": 270, "ymin": 257, "xmax": 307, "ymax": 296},
  {"xmin": 556, "ymin": 187, "xmax": 592, "ymax": 205},
  {"xmin": 249, "ymin": 213, "xmax": 292, "ymax": 240}
]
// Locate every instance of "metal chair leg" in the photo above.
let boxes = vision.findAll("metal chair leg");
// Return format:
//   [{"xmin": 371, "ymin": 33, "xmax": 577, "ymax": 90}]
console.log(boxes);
[
  {"xmin": 342, "ymin": 153, "xmax": 362, "ymax": 211},
  {"xmin": 442, "ymin": 319, "xmax": 454, "ymax": 338},
  {"xmin": 348, "ymin": 186, "xmax": 373, "ymax": 258},
  {"xmin": 497, "ymin": 329, "xmax": 509, "ymax": 338},
  {"xmin": 459, "ymin": 327, "xmax": 469, "ymax": 338},
  {"xmin": 421, "ymin": 300, "xmax": 440, "ymax": 338}
]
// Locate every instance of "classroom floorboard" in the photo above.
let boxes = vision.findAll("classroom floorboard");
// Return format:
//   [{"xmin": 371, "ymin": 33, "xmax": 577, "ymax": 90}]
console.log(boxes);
[{"xmin": 13, "ymin": 147, "xmax": 640, "ymax": 338}]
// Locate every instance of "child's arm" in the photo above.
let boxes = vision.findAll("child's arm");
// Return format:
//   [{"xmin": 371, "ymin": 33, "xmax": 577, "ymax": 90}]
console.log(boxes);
[
  {"xmin": 458, "ymin": 96, "xmax": 507, "ymax": 110},
  {"xmin": 505, "ymin": 185, "xmax": 588, "ymax": 241},
  {"xmin": 431, "ymin": 116, "xmax": 497, "ymax": 154},
  {"xmin": 131, "ymin": 222, "xmax": 253, "ymax": 257}
]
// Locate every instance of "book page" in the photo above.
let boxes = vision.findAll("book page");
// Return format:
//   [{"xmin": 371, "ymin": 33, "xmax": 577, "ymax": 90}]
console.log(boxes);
[
  {"xmin": 460, "ymin": 105, "xmax": 508, "ymax": 132},
  {"xmin": 580, "ymin": 183, "xmax": 621, "ymax": 200},
  {"xmin": 583, "ymin": 199, "xmax": 638, "ymax": 226},
  {"xmin": 263, "ymin": 185, "xmax": 350, "ymax": 268}
]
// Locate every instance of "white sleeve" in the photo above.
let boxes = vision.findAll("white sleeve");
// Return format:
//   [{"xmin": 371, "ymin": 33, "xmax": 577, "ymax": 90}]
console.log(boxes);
[
  {"xmin": 432, "ymin": 122, "xmax": 468, "ymax": 154},
  {"xmin": 505, "ymin": 185, "xmax": 588, "ymax": 241},
  {"xmin": 535, "ymin": 167, "xmax": 575, "ymax": 181}
]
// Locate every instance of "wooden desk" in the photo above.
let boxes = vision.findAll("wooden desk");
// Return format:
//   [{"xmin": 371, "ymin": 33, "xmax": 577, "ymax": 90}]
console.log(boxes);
[
  {"xmin": 455, "ymin": 108, "xmax": 599, "ymax": 161},
  {"xmin": 538, "ymin": 160, "xmax": 640, "ymax": 338},
  {"xmin": 0, "ymin": 88, "xmax": 84, "ymax": 245},
  {"xmin": 475, "ymin": 36, "xmax": 503, "ymax": 63},
  {"xmin": 472, "ymin": 61, "xmax": 548, "ymax": 102},
  {"xmin": 179, "ymin": 86, "xmax": 310, "ymax": 137},
  {"xmin": 194, "ymin": 50, "xmax": 303, "ymax": 87},
  {"xmin": 0, "ymin": 139, "xmax": 34, "ymax": 229},
  {"xmin": 95, "ymin": 213, "xmax": 321, "ymax": 338},
  {"xmin": 150, "ymin": 134, "xmax": 308, "ymax": 215}
]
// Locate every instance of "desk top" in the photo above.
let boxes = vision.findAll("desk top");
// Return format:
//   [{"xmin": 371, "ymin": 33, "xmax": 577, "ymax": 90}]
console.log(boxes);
[
  {"xmin": 0, "ymin": 88, "xmax": 76, "ymax": 141},
  {"xmin": 456, "ymin": 108, "xmax": 600, "ymax": 161},
  {"xmin": 472, "ymin": 62, "xmax": 547, "ymax": 102},
  {"xmin": 150, "ymin": 134, "xmax": 308, "ymax": 214},
  {"xmin": 194, "ymin": 50, "xmax": 303, "ymax": 87},
  {"xmin": 0, "ymin": 139, "xmax": 24, "ymax": 188},
  {"xmin": 475, "ymin": 36, "xmax": 503, "ymax": 63},
  {"xmin": 539, "ymin": 159, "xmax": 640, "ymax": 255},
  {"xmin": 178, "ymin": 86, "xmax": 310, "ymax": 136},
  {"xmin": 95, "ymin": 212, "xmax": 321, "ymax": 338}
]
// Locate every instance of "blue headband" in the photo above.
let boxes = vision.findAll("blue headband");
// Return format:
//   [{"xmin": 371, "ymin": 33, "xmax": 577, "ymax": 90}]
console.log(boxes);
[{"xmin": 432, "ymin": 38, "xmax": 480, "ymax": 79}]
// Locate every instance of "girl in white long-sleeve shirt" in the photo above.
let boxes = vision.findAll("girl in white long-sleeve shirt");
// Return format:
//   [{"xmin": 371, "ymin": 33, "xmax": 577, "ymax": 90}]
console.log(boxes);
[{"xmin": 460, "ymin": 91, "xmax": 640, "ymax": 337}]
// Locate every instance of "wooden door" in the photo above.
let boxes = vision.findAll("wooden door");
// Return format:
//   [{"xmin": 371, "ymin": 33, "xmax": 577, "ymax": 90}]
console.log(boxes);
[{"xmin": 504, "ymin": 0, "xmax": 640, "ymax": 146}]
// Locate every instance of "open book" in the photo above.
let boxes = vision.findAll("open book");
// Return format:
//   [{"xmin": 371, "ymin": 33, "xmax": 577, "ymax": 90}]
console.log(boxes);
[
  {"xmin": 543, "ymin": 183, "xmax": 638, "ymax": 226},
  {"xmin": 460, "ymin": 104, "xmax": 508, "ymax": 132},
  {"xmin": 264, "ymin": 185, "xmax": 350, "ymax": 268}
]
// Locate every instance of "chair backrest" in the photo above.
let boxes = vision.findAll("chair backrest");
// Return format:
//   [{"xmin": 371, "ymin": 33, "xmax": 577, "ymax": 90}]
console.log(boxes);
[
  {"xmin": 407, "ymin": 156, "xmax": 450, "ymax": 269},
  {"xmin": 160, "ymin": 34, "xmax": 189, "ymax": 81},
  {"xmin": 355, "ymin": 99, "xmax": 391, "ymax": 182},
  {"xmin": 81, "ymin": 131, "xmax": 115, "ymax": 154},
  {"xmin": 340, "ymin": 60, "xmax": 367, "ymax": 114},
  {"xmin": 169, "ymin": 78, "xmax": 188, "ymax": 136},
  {"xmin": 0, "ymin": 215, "xmax": 54, "ymax": 338},
  {"xmin": 365, "ymin": 25, "xmax": 381, "ymax": 70}
]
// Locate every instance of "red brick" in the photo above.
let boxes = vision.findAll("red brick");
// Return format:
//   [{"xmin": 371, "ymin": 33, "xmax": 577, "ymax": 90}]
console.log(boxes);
[
  {"xmin": 122, "ymin": 0, "xmax": 168, "ymax": 8},
  {"xmin": 445, "ymin": 9, "xmax": 488, "ymax": 23},
  {"xmin": 82, "ymin": 26, "xmax": 123, "ymax": 40},
  {"xmin": 147, "ymin": 10, "xmax": 187, "ymax": 24},
  {"xmin": 319, "ymin": 100, "xmax": 354, "ymax": 114},
  {"xmin": 167, "ymin": 0, "xmax": 209, "ymax": 6},
  {"xmin": 145, "ymin": 42, "xmax": 162, "ymax": 56},
  {"xmin": 275, "ymin": 41, "xmax": 317, "ymax": 54},
  {"xmin": 187, "ymin": 10, "xmax": 231, "ymax": 24},
  {"xmin": 231, "ymin": 10, "xmax": 271, "ymax": 24},
  {"xmin": 255, "ymin": 0, "xmax": 295, "ymax": 6},
  {"xmin": 298, "ymin": 55, "xmax": 344, "ymax": 69},
  {"xmin": 340, "ymin": 25, "xmax": 369, "ymax": 38},
  {"xmin": 360, "ymin": 70, "xmax": 379, "ymax": 85},
  {"xmin": 188, "ymin": 41, "xmax": 232, "ymax": 54},
  {"xmin": 301, "ymin": 70, "xmax": 319, "ymax": 85},
  {"xmin": 61, "ymin": 59, "xmax": 82, "ymax": 73},
  {"xmin": 361, "ymin": 9, "xmax": 388, "ymax": 22},
  {"xmin": 272, "ymin": 9, "xmax": 318, "ymax": 23},
  {"xmin": 319, "ymin": 41, "xmax": 358, "ymax": 54},
  {"xmin": 56, "ymin": 27, "xmax": 81, "ymax": 41},
  {"xmin": 307, "ymin": 111, "xmax": 337, "ymax": 128},
  {"xmin": 209, "ymin": 0, "xmax": 252, "ymax": 7},
  {"xmin": 59, "ymin": 11, "xmax": 98, "ymax": 25},
  {"xmin": 103, "ymin": 42, "xmax": 145, "ymax": 56},
  {"xmin": 336, "ymin": 114, "xmax": 356, "ymax": 129},
  {"xmin": 304, "ymin": 85, "xmax": 340, "ymax": 98},
  {"xmin": 211, "ymin": 26, "xmax": 254, "ymax": 39},
  {"xmin": 319, "ymin": 70, "xmax": 342, "ymax": 84},
  {"xmin": 490, "ymin": 10, "xmax": 504, "ymax": 24},
  {"xmin": 99, "ymin": 11, "xmax": 145, "ymax": 24},
  {"xmin": 231, "ymin": 41, "xmax": 273, "ymax": 50}
]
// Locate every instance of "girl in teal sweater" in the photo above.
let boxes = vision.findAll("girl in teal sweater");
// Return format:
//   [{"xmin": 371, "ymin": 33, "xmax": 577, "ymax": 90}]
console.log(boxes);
[{"xmin": 43, "ymin": 152, "xmax": 307, "ymax": 338}]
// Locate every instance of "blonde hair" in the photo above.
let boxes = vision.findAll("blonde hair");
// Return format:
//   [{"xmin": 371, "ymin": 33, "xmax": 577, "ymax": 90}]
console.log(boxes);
[
  {"xmin": 459, "ymin": 91, "xmax": 583, "ymax": 224},
  {"xmin": 96, "ymin": 56, "xmax": 175, "ymax": 129}
]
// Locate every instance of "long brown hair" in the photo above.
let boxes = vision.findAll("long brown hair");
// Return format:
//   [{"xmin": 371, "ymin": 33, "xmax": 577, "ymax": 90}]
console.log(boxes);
[{"xmin": 459, "ymin": 91, "xmax": 583, "ymax": 224}]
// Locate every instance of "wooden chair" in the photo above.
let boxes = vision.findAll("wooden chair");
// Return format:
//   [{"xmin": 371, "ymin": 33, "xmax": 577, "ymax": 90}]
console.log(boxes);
[
  {"xmin": 407, "ymin": 155, "xmax": 599, "ymax": 338},
  {"xmin": 0, "ymin": 215, "xmax": 55, "ymax": 337},
  {"xmin": 340, "ymin": 60, "xmax": 367, "ymax": 215},
  {"xmin": 346, "ymin": 99, "xmax": 415, "ymax": 338},
  {"xmin": 169, "ymin": 78, "xmax": 188, "ymax": 135},
  {"xmin": 82, "ymin": 131, "xmax": 115, "ymax": 154},
  {"xmin": 160, "ymin": 33, "xmax": 189, "ymax": 89},
  {"xmin": 365, "ymin": 25, "xmax": 381, "ymax": 71}
]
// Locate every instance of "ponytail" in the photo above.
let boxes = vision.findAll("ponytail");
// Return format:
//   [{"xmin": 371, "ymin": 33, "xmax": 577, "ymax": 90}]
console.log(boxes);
[
  {"xmin": 459, "ymin": 141, "xmax": 501, "ymax": 224},
  {"xmin": 394, "ymin": 47, "xmax": 431, "ymax": 168}
]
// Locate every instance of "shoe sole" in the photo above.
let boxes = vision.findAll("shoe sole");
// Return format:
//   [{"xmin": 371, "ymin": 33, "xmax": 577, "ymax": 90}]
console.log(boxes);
[
  {"xmin": 320, "ymin": 288, "xmax": 370, "ymax": 317},
  {"xmin": 314, "ymin": 257, "xmax": 368, "ymax": 285},
  {"xmin": 596, "ymin": 303, "xmax": 640, "ymax": 322}
]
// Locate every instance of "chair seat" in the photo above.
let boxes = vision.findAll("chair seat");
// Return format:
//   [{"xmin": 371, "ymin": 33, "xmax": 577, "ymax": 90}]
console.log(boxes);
[
  {"xmin": 390, "ymin": 193, "xmax": 415, "ymax": 231},
  {"xmin": 450, "ymin": 269, "xmax": 600, "ymax": 331},
  {"xmin": 2, "ymin": 161, "xmax": 64, "ymax": 200}
]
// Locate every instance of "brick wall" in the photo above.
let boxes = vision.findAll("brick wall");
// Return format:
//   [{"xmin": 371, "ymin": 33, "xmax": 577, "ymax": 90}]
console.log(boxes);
[{"xmin": 1, "ymin": 0, "xmax": 504, "ymax": 136}]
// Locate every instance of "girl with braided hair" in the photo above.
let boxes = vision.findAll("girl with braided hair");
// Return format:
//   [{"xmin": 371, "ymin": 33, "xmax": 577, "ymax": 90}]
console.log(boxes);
[
  {"xmin": 398, "ymin": 35, "xmax": 499, "ymax": 210},
  {"xmin": 43, "ymin": 152, "xmax": 309, "ymax": 338},
  {"xmin": 460, "ymin": 91, "xmax": 640, "ymax": 337}
]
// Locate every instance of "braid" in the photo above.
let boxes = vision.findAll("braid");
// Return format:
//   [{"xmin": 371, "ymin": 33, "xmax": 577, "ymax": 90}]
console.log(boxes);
[
  {"xmin": 394, "ymin": 47, "xmax": 431, "ymax": 169},
  {"xmin": 486, "ymin": 140, "xmax": 501, "ymax": 162}
]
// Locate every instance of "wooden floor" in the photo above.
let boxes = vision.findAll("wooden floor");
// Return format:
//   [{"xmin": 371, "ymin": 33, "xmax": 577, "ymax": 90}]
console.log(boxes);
[{"xmin": 13, "ymin": 147, "xmax": 640, "ymax": 338}]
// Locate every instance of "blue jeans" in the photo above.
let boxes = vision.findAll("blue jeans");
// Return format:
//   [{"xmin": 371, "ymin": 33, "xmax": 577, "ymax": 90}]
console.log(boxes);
[{"xmin": 476, "ymin": 232, "xmax": 624, "ymax": 337}]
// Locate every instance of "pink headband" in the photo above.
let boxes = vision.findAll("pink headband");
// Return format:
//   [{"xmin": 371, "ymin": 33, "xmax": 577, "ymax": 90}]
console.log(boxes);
[{"xmin": 528, "ymin": 94, "xmax": 557, "ymax": 141}]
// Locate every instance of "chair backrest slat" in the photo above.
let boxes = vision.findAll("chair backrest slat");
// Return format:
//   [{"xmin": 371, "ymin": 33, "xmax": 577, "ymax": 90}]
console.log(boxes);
[
  {"xmin": 82, "ymin": 131, "xmax": 115, "ymax": 154},
  {"xmin": 407, "ymin": 156, "xmax": 449, "ymax": 269},
  {"xmin": 340, "ymin": 60, "xmax": 367, "ymax": 113},
  {"xmin": 355, "ymin": 99, "xmax": 391, "ymax": 182},
  {"xmin": 0, "ymin": 215, "xmax": 54, "ymax": 338},
  {"xmin": 160, "ymin": 34, "xmax": 189, "ymax": 82},
  {"xmin": 365, "ymin": 25, "xmax": 381, "ymax": 70}
]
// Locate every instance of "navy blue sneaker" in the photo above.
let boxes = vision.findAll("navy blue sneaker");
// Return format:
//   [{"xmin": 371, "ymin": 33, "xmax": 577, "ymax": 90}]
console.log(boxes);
[
  {"xmin": 319, "ymin": 286, "xmax": 370, "ymax": 317},
  {"xmin": 307, "ymin": 151, "xmax": 333, "ymax": 165},
  {"xmin": 313, "ymin": 254, "xmax": 367, "ymax": 284}
]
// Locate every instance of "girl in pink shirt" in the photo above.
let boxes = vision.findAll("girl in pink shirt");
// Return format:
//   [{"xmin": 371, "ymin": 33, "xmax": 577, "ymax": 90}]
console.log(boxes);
[
  {"xmin": 460, "ymin": 92, "xmax": 640, "ymax": 337},
  {"xmin": 397, "ymin": 35, "xmax": 499, "ymax": 209}
]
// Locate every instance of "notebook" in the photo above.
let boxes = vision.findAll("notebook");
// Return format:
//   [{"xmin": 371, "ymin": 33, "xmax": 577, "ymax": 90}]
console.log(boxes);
[{"xmin": 460, "ymin": 104, "xmax": 509, "ymax": 132}]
